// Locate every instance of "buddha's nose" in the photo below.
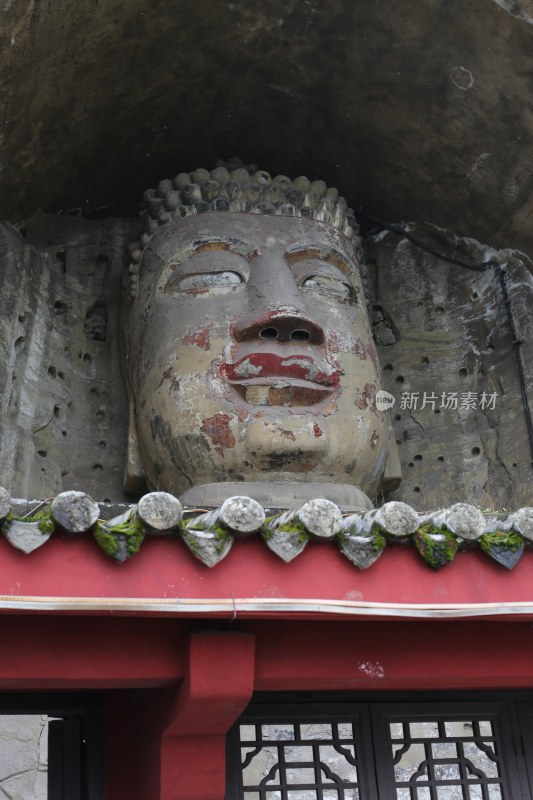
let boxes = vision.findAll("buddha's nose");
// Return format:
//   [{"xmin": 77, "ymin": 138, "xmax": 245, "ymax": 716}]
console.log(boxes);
[{"xmin": 233, "ymin": 307, "xmax": 325, "ymax": 345}]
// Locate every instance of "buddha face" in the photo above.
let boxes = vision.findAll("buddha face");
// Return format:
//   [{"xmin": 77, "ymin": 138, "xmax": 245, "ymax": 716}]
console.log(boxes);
[{"xmin": 126, "ymin": 212, "xmax": 389, "ymax": 497}]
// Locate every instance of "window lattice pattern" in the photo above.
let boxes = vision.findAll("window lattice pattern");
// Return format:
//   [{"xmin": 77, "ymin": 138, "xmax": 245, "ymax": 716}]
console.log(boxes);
[
  {"xmin": 238, "ymin": 721, "xmax": 362, "ymax": 800},
  {"xmin": 389, "ymin": 718, "xmax": 504, "ymax": 800}
]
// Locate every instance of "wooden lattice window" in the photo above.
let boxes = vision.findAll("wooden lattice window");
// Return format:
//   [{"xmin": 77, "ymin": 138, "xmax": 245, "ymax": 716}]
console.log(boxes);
[{"xmin": 228, "ymin": 697, "xmax": 533, "ymax": 800}]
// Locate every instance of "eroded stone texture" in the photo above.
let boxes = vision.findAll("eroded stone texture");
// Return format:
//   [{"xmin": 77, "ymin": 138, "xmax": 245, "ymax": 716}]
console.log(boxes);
[
  {"xmin": 51, "ymin": 490, "xmax": 100, "ymax": 532},
  {"xmin": 3, "ymin": 520, "xmax": 52, "ymax": 554},
  {"xmin": 0, "ymin": 211, "xmax": 531, "ymax": 510},
  {"xmin": 219, "ymin": 496, "xmax": 265, "ymax": 536},
  {"xmin": 138, "ymin": 491, "xmax": 183, "ymax": 531},
  {"xmin": 367, "ymin": 227, "xmax": 533, "ymax": 509},
  {"xmin": 424, "ymin": 503, "xmax": 486, "ymax": 541},
  {"xmin": 0, "ymin": 715, "xmax": 47, "ymax": 800},
  {"xmin": 1, "ymin": 1, "xmax": 533, "ymax": 262},
  {"xmin": 0, "ymin": 216, "xmax": 137, "ymax": 500},
  {"xmin": 0, "ymin": 487, "xmax": 11, "ymax": 519},
  {"xmin": 127, "ymin": 210, "xmax": 390, "ymax": 505}
]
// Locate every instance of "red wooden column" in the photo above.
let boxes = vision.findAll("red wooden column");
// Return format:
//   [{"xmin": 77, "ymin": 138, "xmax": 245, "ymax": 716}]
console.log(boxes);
[{"xmin": 127, "ymin": 631, "xmax": 255, "ymax": 800}]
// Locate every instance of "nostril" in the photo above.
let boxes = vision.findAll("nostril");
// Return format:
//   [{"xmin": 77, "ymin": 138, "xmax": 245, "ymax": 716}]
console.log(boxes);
[
  {"xmin": 290, "ymin": 330, "xmax": 310, "ymax": 342},
  {"xmin": 259, "ymin": 327, "xmax": 278, "ymax": 340}
]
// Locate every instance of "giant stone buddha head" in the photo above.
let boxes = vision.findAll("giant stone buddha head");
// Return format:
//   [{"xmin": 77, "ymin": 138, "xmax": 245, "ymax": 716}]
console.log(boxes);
[{"xmin": 124, "ymin": 165, "xmax": 399, "ymax": 509}]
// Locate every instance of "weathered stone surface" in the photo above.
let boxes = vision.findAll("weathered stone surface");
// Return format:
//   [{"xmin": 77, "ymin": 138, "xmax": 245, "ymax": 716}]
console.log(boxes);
[
  {"xmin": 51, "ymin": 490, "xmax": 100, "ymax": 532},
  {"xmin": 1, "ymin": 0, "xmax": 533, "ymax": 262},
  {"xmin": 338, "ymin": 526, "xmax": 385, "ymax": 570},
  {"xmin": 479, "ymin": 531, "xmax": 525, "ymax": 569},
  {"xmin": 509, "ymin": 507, "xmax": 533, "ymax": 541},
  {"xmin": 94, "ymin": 509, "xmax": 144, "ymax": 562},
  {"xmin": 219, "ymin": 496, "xmax": 265, "ymax": 536},
  {"xmin": 127, "ymin": 210, "xmax": 388, "ymax": 505},
  {"xmin": 369, "ymin": 228, "xmax": 533, "ymax": 510},
  {"xmin": 138, "ymin": 491, "xmax": 183, "ymax": 531},
  {"xmin": 0, "ymin": 715, "xmax": 47, "ymax": 800},
  {"xmin": 181, "ymin": 526, "xmax": 233, "ymax": 567},
  {"xmin": 262, "ymin": 527, "xmax": 309, "ymax": 563},
  {"xmin": 368, "ymin": 502, "xmax": 419, "ymax": 538},
  {"xmin": 0, "ymin": 216, "xmax": 135, "ymax": 501},
  {"xmin": 3, "ymin": 520, "xmax": 52, "ymax": 554},
  {"xmin": 297, "ymin": 499, "xmax": 343, "ymax": 541},
  {"xmin": 426, "ymin": 503, "xmax": 486, "ymax": 541},
  {"xmin": 414, "ymin": 530, "xmax": 458, "ymax": 570},
  {"xmin": 0, "ymin": 486, "xmax": 11, "ymax": 519}
]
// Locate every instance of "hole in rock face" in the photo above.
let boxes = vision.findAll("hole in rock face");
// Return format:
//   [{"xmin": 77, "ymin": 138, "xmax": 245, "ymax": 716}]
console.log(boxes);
[
  {"xmin": 259, "ymin": 327, "xmax": 278, "ymax": 340},
  {"xmin": 56, "ymin": 252, "xmax": 66, "ymax": 273},
  {"xmin": 472, "ymin": 447, "xmax": 481, "ymax": 456},
  {"xmin": 414, "ymin": 454, "xmax": 422, "ymax": 461},
  {"xmin": 38, "ymin": 450, "xmax": 47, "ymax": 457},
  {"xmin": 93, "ymin": 464, "xmax": 103, "ymax": 471},
  {"xmin": 290, "ymin": 330, "xmax": 310, "ymax": 341},
  {"xmin": 48, "ymin": 366, "xmax": 57, "ymax": 378},
  {"xmin": 413, "ymin": 486, "xmax": 421, "ymax": 493},
  {"xmin": 421, "ymin": 357, "xmax": 429, "ymax": 365},
  {"xmin": 84, "ymin": 301, "xmax": 108, "ymax": 341},
  {"xmin": 394, "ymin": 414, "xmax": 401, "ymax": 421},
  {"xmin": 395, "ymin": 375, "xmax": 404, "ymax": 384},
  {"xmin": 53, "ymin": 300, "xmax": 69, "ymax": 316},
  {"xmin": 438, "ymin": 456, "xmax": 445, "ymax": 462},
  {"xmin": 435, "ymin": 305, "xmax": 444, "ymax": 314},
  {"xmin": 384, "ymin": 363, "xmax": 393, "ymax": 371},
  {"xmin": 459, "ymin": 368, "xmax": 468, "ymax": 377}
]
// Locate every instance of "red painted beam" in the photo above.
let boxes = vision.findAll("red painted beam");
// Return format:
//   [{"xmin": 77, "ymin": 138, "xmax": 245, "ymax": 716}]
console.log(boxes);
[
  {"xmin": 115, "ymin": 632, "xmax": 255, "ymax": 800},
  {"xmin": 1, "ymin": 535, "xmax": 533, "ymax": 616}
]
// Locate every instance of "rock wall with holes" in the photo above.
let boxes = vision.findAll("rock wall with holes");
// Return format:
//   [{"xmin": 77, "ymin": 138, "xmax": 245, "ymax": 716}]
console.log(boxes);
[
  {"xmin": 0, "ymin": 214, "xmax": 531, "ymax": 508},
  {"xmin": 0, "ymin": 215, "xmax": 139, "ymax": 501},
  {"xmin": 366, "ymin": 226, "xmax": 533, "ymax": 510}
]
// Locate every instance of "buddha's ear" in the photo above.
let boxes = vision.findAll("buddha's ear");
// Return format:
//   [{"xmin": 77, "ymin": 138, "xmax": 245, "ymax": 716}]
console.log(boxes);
[
  {"xmin": 124, "ymin": 396, "xmax": 148, "ymax": 495},
  {"xmin": 381, "ymin": 422, "xmax": 402, "ymax": 494}
]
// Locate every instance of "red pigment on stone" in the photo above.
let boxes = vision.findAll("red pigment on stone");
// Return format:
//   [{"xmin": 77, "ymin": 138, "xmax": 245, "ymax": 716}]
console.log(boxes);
[
  {"xmin": 355, "ymin": 383, "xmax": 377, "ymax": 412},
  {"xmin": 327, "ymin": 331, "xmax": 366, "ymax": 359},
  {"xmin": 222, "ymin": 353, "xmax": 341, "ymax": 386},
  {"xmin": 353, "ymin": 338, "xmax": 367, "ymax": 360},
  {"xmin": 313, "ymin": 423, "xmax": 323, "ymax": 437},
  {"xmin": 366, "ymin": 343, "xmax": 378, "ymax": 370},
  {"xmin": 200, "ymin": 413, "xmax": 235, "ymax": 456},
  {"xmin": 157, "ymin": 365, "xmax": 173, "ymax": 389},
  {"xmin": 182, "ymin": 327, "xmax": 211, "ymax": 350}
]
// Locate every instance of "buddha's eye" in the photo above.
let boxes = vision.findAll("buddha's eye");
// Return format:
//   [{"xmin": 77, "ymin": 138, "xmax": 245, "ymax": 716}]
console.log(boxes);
[
  {"xmin": 165, "ymin": 270, "xmax": 244, "ymax": 295},
  {"xmin": 301, "ymin": 274, "xmax": 352, "ymax": 303}
]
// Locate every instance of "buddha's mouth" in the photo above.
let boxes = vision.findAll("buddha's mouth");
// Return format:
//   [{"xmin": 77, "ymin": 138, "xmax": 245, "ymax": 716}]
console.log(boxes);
[
  {"xmin": 233, "ymin": 378, "xmax": 332, "ymax": 407},
  {"xmin": 221, "ymin": 353, "xmax": 341, "ymax": 407}
]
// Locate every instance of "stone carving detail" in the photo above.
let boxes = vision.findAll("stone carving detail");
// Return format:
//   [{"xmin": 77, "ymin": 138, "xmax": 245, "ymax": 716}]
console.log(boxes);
[
  {"xmin": 0, "ymin": 174, "xmax": 531, "ymax": 509},
  {"xmin": 124, "ymin": 166, "xmax": 395, "ymax": 509}
]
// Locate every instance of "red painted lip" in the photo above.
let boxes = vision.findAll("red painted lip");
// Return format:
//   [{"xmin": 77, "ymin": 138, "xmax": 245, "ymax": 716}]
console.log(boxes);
[{"xmin": 221, "ymin": 353, "xmax": 342, "ymax": 387}]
